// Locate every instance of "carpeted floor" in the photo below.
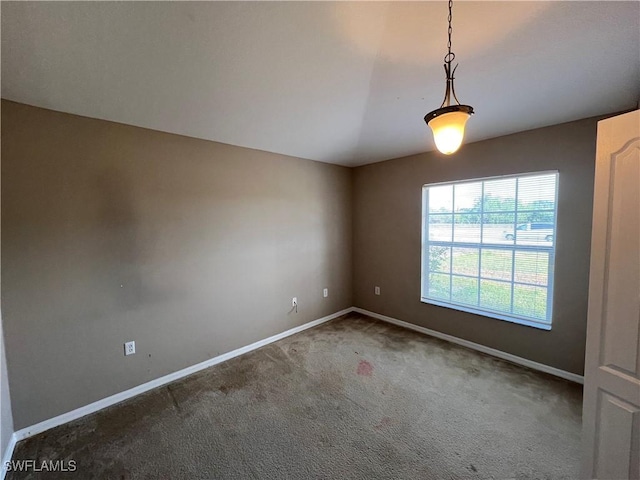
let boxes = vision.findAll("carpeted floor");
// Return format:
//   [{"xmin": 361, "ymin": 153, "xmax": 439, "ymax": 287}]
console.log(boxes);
[{"xmin": 9, "ymin": 313, "xmax": 583, "ymax": 479}]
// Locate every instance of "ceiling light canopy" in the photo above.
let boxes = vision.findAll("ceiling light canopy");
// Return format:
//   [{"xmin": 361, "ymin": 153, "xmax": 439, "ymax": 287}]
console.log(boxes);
[{"xmin": 424, "ymin": 0, "xmax": 474, "ymax": 155}]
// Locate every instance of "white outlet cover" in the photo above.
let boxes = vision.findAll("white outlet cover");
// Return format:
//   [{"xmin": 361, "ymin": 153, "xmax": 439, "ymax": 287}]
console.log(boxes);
[
  {"xmin": 292, "ymin": 297, "xmax": 297, "ymax": 306},
  {"xmin": 124, "ymin": 341, "xmax": 136, "ymax": 356},
  {"xmin": 323, "ymin": 288, "xmax": 328, "ymax": 297},
  {"xmin": 375, "ymin": 286, "xmax": 381, "ymax": 295}
]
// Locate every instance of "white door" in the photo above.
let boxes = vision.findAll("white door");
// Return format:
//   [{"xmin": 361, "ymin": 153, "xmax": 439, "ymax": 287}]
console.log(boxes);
[{"xmin": 583, "ymin": 109, "xmax": 640, "ymax": 480}]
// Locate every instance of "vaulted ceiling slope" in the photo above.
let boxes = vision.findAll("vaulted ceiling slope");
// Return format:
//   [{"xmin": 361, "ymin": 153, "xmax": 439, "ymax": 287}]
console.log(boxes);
[{"xmin": 2, "ymin": 2, "xmax": 639, "ymax": 166}]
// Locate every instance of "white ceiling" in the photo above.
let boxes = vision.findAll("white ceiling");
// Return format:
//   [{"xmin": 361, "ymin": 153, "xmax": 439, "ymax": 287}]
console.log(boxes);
[{"xmin": 2, "ymin": 2, "xmax": 639, "ymax": 167}]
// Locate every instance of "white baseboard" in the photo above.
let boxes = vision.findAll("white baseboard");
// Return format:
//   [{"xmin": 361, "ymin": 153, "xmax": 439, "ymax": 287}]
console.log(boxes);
[
  {"xmin": 1, "ymin": 433, "xmax": 18, "ymax": 480},
  {"xmin": 5, "ymin": 304, "xmax": 582, "ymax": 472},
  {"xmin": 352, "ymin": 307, "xmax": 584, "ymax": 385},
  {"xmin": 12, "ymin": 308, "xmax": 352, "ymax": 444}
]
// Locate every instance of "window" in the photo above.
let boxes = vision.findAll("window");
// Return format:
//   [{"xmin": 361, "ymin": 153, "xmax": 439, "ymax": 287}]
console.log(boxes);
[{"xmin": 421, "ymin": 172, "xmax": 558, "ymax": 330}]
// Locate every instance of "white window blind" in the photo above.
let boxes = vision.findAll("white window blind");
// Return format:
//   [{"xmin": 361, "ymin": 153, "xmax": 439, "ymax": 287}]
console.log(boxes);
[{"xmin": 421, "ymin": 172, "xmax": 558, "ymax": 330}]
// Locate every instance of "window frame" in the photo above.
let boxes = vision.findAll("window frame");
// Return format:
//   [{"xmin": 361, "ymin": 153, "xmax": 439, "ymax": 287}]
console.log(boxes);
[{"xmin": 420, "ymin": 171, "xmax": 559, "ymax": 331}]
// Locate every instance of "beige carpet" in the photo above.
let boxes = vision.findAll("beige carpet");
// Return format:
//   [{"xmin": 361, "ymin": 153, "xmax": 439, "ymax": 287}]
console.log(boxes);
[{"xmin": 10, "ymin": 312, "xmax": 583, "ymax": 479}]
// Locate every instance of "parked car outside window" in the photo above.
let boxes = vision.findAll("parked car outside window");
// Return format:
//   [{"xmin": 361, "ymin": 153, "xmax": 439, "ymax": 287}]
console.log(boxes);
[{"xmin": 503, "ymin": 223, "xmax": 554, "ymax": 242}]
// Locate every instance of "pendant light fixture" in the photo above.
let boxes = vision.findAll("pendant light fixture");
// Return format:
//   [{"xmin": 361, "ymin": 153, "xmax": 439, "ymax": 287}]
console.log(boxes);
[{"xmin": 424, "ymin": 0, "xmax": 474, "ymax": 155}]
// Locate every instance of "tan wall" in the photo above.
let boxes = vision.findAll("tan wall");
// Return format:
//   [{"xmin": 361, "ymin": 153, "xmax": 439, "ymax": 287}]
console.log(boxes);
[
  {"xmin": 353, "ymin": 117, "xmax": 599, "ymax": 375},
  {"xmin": 1, "ymin": 145, "xmax": 14, "ymax": 453},
  {"xmin": 1, "ymin": 99, "xmax": 600, "ymax": 429},
  {"xmin": 1, "ymin": 101, "xmax": 353, "ymax": 429}
]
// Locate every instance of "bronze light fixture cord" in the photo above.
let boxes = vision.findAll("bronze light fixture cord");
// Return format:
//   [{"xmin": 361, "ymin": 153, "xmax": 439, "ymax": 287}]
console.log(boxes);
[{"xmin": 424, "ymin": 0, "xmax": 474, "ymax": 124}]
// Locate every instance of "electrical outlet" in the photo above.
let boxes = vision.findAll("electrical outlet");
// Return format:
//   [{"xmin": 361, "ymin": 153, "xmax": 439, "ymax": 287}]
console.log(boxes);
[
  {"xmin": 374, "ymin": 286, "xmax": 381, "ymax": 295},
  {"xmin": 124, "ymin": 341, "xmax": 136, "ymax": 356},
  {"xmin": 323, "ymin": 288, "xmax": 328, "ymax": 298},
  {"xmin": 292, "ymin": 297, "xmax": 297, "ymax": 307}
]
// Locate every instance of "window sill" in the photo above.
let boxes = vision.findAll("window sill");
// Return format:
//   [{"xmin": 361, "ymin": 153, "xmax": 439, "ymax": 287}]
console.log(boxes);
[{"xmin": 420, "ymin": 298, "xmax": 552, "ymax": 331}]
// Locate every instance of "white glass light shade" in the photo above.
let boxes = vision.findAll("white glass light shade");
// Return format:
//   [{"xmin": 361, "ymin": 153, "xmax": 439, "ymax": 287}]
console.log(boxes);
[{"xmin": 427, "ymin": 110, "xmax": 471, "ymax": 155}]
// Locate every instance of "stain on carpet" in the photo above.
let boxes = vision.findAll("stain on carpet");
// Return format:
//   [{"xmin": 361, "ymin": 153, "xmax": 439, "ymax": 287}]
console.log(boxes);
[{"xmin": 356, "ymin": 360, "xmax": 374, "ymax": 376}]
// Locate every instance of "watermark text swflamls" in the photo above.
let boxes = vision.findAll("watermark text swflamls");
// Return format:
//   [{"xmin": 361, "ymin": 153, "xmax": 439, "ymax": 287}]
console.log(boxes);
[{"xmin": 5, "ymin": 459, "xmax": 77, "ymax": 472}]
